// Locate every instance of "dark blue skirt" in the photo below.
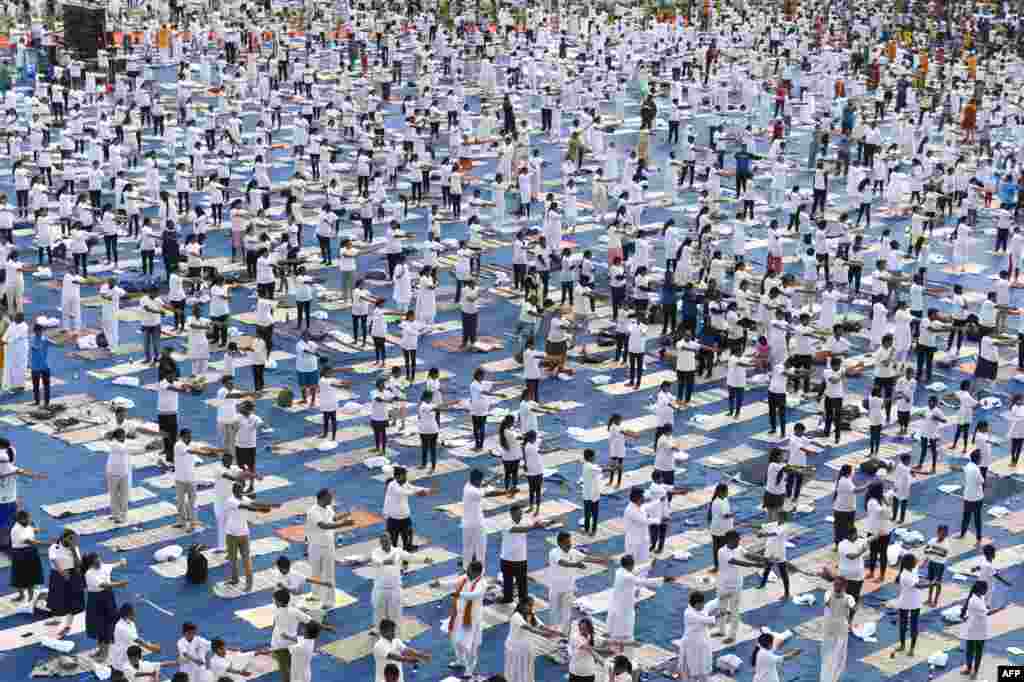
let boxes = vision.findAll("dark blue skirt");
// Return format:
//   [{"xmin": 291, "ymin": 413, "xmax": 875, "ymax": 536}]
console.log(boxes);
[
  {"xmin": 10, "ymin": 546, "xmax": 43, "ymax": 589},
  {"xmin": 86, "ymin": 589, "xmax": 117, "ymax": 643},
  {"xmin": 46, "ymin": 569, "xmax": 85, "ymax": 616}
]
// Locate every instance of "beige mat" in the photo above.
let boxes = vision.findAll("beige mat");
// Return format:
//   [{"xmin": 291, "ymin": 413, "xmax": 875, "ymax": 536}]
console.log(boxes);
[
  {"xmin": 1, "ymin": 393, "xmax": 93, "ymax": 414},
  {"xmin": 484, "ymin": 500, "xmax": 578, "ymax": 533},
  {"xmin": 570, "ymin": 414, "xmax": 660, "ymax": 444},
  {"xmin": 42, "ymin": 488, "xmax": 156, "ymax": 518},
  {"xmin": 151, "ymin": 537, "xmax": 289, "ymax": 578},
  {"xmin": 529, "ymin": 560, "xmax": 610, "ymax": 588},
  {"xmin": 248, "ymin": 496, "xmax": 318, "ymax": 526},
  {"xmin": 597, "ymin": 370, "xmax": 678, "ymax": 395},
  {"xmin": 576, "ymin": 586, "xmax": 655, "ymax": 614},
  {"xmin": 690, "ymin": 402, "xmax": 771, "ymax": 431},
  {"xmin": 272, "ymin": 436, "xmax": 330, "ymax": 456},
  {"xmin": 352, "ymin": 546, "xmax": 459, "ymax": 580},
  {"xmin": 54, "ymin": 425, "xmax": 116, "ymax": 445},
  {"xmin": 372, "ymin": 459, "xmax": 468, "ymax": 483},
  {"xmin": 334, "ymin": 535, "xmax": 429, "ymax": 564},
  {"xmin": 401, "ymin": 576, "xmax": 470, "ymax": 608},
  {"xmin": 480, "ymin": 356, "xmax": 522, "ymax": 373},
  {"xmin": 862, "ymin": 632, "xmax": 959, "ymax": 674},
  {"xmin": 100, "ymin": 522, "xmax": 207, "ymax": 552},
  {"xmin": 235, "ymin": 589, "xmax": 358, "ymax": 628},
  {"xmin": 701, "ymin": 445, "xmax": 767, "ymax": 468},
  {"xmin": 323, "ymin": 617, "xmax": 429, "ymax": 663},
  {"xmin": 195, "ymin": 475, "xmax": 291, "ymax": 507},
  {"xmin": 933, "ymin": 656, "xmax": 1010, "ymax": 682},
  {"xmin": 305, "ymin": 447, "xmax": 381, "ymax": 472},
  {"xmin": 0, "ymin": 613, "xmax": 85, "ymax": 652},
  {"xmin": 65, "ymin": 501, "xmax": 178, "ymax": 535},
  {"xmin": 795, "ymin": 605, "xmax": 881, "ymax": 642}
]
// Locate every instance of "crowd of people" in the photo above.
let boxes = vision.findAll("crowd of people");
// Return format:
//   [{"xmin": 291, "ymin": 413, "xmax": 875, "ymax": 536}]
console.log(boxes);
[{"xmin": 0, "ymin": 0, "xmax": 1021, "ymax": 680}]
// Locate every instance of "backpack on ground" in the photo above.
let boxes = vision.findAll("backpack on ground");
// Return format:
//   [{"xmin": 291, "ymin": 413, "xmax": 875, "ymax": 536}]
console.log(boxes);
[{"xmin": 186, "ymin": 544, "xmax": 208, "ymax": 585}]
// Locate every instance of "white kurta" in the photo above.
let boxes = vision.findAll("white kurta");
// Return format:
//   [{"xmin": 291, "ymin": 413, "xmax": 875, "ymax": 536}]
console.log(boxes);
[
  {"xmin": 605, "ymin": 567, "xmax": 661, "ymax": 641},
  {"xmin": 2, "ymin": 321, "xmax": 29, "ymax": 391},
  {"xmin": 820, "ymin": 590, "xmax": 854, "ymax": 682},
  {"xmin": 61, "ymin": 275, "xmax": 82, "ymax": 331},
  {"xmin": 677, "ymin": 605, "xmax": 715, "ymax": 680}
]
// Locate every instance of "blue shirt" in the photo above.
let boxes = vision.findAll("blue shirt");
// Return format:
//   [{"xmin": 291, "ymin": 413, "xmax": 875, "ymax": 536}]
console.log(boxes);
[
  {"xmin": 29, "ymin": 336, "xmax": 51, "ymax": 372},
  {"xmin": 999, "ymin": 181, "xmax": 1019, "ymax": 207}
]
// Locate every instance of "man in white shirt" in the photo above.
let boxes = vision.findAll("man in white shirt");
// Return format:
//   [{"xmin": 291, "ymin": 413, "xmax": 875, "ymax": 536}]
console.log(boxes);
[
  {"xmin": 304, "ymin": 489, "xmax": 353, "ymax": 609},
  {"xmin": 176, "ymin": 622, "xmax": 211, "ymax": 681},
  {"xmin": 235, "ymin": 402, "xmax": 264, "ymax": 492},
  {"xmin": 961, "ymin": 451, "xmax": 985, "ymax": 546},
  {"xmin": 288, "ymin": 621, "xmax": 321, "ymax": 682},
  {"xmin": 713, "ymin": 530, "xmax": 761, "ymax": 644},
  {"xmin": 157, "ymin": 368, "xmax": 183, "ymax": 468},
  {"xmin": 139, "ymin": 285, "xmax": 166, "ymax": 364},
  {"xmin": 461, "ymin": 469, "xmax": 491, "ymax": 573},
  {"xmin": 215, "ymin": 376, "xmax": 244, "ymax": 456},
  {"xmin": 547, "ymin": 531, "xmax": 605, "ymax": 634},
  {"xmin": 173, "ymin": 429, "xmax": 199, "ymax": 530},
  {"xmin": 372, "ymin": 618, "xmax": 430, "ymax": 682},
  {"xmin": 225, "ymin": 483, "xmax": 276, "ymax": 591}
]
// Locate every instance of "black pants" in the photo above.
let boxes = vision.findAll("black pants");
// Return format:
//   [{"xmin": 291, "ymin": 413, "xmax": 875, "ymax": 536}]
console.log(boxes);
[
  {"xmin": 952, "ymin": 423, "xmax": 972, "ymax": 451},
  {"xmin": 372, "ymin": 420, "xmax": 388, "ymax": 451},
  {"xmin": 462, "ymin": 312, "xmax": 478, "ymax": 346},
  {"xmin": 386, "ymin": 517, "xmax": 414, "ymax": 550},
  {"xmin": 890, "ymin": 496, "xmax": 908, "ymax": 523},
  {"xmin": 318, "ymin": 236, "xmax": 332, "ymax": 263},
  {"xmin": 918, "ymin": 437, "xmax": 939, "ymax": 469},
  {"xmin": 501, "ymin": 559, "xmax": 528, "ymax": 604},
  {"xmin": 158, "ymin": 413, "xmax": 178, "ymax": 464},
  {"xmin": 628, "ymin": 352, "xmax": 644, "ymax": 386},
  {"xmin": 31, "ymin": 369, "xmax": 50, "ymax": 406},
  {"xmin": 711, "ymin": 534, "xmax": 726, "ymax": 570},
  {"xmin": 832, "ymin": 510, "xmax": 855, "ymax": 546},
  {"xmin": 583, "ymin": 500, "xmax": 599, "ymax": 534},
  {"xmin": 502, "ymin": 460, "xmax": 520, "ymax": 491},
  {"xmin": 420, "ymin": 433, "xmax": 438, "ymax": 468},
  {"xmin": 728, "ymin": 386, "xmax": 745, "ymax": 416},
  {"xmin": 867, "ymin": 533, "xmax": 890, "ymax": 575},
  {"xmin": 823, "ymin": 397, "xmax": 843, "ymax": 443},
  {"xmin": 676, "ymin": 370, "xmax": 695, "ymax": 402},
  {"xmin": 322, "ymin": 411, "xmax": 337, "ymax": 439},
  {"xmin": 649, "ymin": 521, "xmax": 668, "ymax": 553},
  {"xmin": 296, "ymin": 301, "xmax": 311, "ymax": 328},
  {"xmin": 527, "ymin": 474, "xmax": 543, "ymax": 508},
  {"xmin": 258, "ymin": 324, "xmax": 274, "ymax": 355},
  {"xmin": 1012, "ymin": 437, "xmax": 1024, "ymax": 466},
  {"xmin": 374, "ymin": 337, "xmax": 386, "ymax": 363},
  {"xmin": 759, "ymin": 561, "xmax": 791, "ymax": 595},
  {"xmin": 898, "ymin": 608, "xmax": 920, "ymax": 650},
  {"xmin": 785, "ymin": 471, "xmax": 804, "ymax": 500},
  {"xmin": 961, "ymin": 499, "xmax": 983, "ymax": 542},
  {"xmin": 472, "ymin": 415, "xmax": 487, "ymax": 449},
  {"xmin": 352, "ymin": 316, "xmax": 368, "ymax": 345},
  {"xmin": 965, "ymin": 640, "xmax": 986, "ymax": 673},
  {"xmin": 252, "ymin": 364, "xmax": 265, "ymax": 392},
  {"xmin": 869, "ymin": 424, "xmax": 882, "ymax": 455},
  {"xmin": 402, "ymin": 349, "xmax": 416, "ymax": 381},
  {"xmin": 768, "ymin": 392, "xmax": 787, "ymax": 435},
  {"xmin": 104, "ymin": 234, "xmax": 119, "ymax": 264}
]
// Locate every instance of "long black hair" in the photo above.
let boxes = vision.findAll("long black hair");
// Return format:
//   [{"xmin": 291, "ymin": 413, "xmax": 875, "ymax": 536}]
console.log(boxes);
[
  {"xmin": 961, "ymin": 580, "xmax": 989, "ymax": 621},
  {"xmin": 864, "ymin": 480, "xmax": 885, "ymax": 512},
  {"xmin": 751, "ymin": 632, "xmax": 774, "ymax": 667},
  {"xmin": 708, "ymin": 483, "xmax": 728, "ymax": 523}
]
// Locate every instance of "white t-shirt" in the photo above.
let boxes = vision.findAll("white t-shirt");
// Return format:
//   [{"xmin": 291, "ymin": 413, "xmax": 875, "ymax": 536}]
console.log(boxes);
[
  {"xmin": 547, "ymin": 547, "xmax": 585, "ymax": 593},
  {"xmin": 224, "ymin": 496, "xmax": 249, "ymax": 537},
  {"xmin": 371, "ymin": 547, "xmax": 408, "ymax": 591},
  {"xmin": 837, "ymin": 538, "xmax": 866, "ymax": 580},
  {"xmin": 373, "ymin": 637, "xmax": 407, "ymax": 682},
  {"xmin": 717, "ymin": 546, "xmax": 742, "ymax": 593}
]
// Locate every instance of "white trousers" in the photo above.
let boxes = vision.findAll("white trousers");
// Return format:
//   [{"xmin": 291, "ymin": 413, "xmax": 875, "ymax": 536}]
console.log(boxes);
[
  {"xmin": 371, "ymin": 585, "xmax": 402, "ymax": 631},
  {"xmin": 308, "ymin": 543, "xmax": 336, "ymax": 605},
  {"xmin": 462, "ymin": 524, "xmax": 487, "ymax": 573}
]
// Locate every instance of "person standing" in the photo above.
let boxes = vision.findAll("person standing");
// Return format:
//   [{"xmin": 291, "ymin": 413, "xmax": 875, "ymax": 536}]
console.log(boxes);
[
  {"xmin": 382, "ymin": 467, "xmax": 433, "ymax": 551},
  {"xmin": 10, "ymin": 510, "xmax": 45, "ymax": 604},
  {"xmin": 235, "ymin": 402, "xmax": 264, "ymax": 492},
  {"xmin": 713, "ymin": 530, "xmax": 761, "ymax": 644},
  {"xmin": 304, "ymin": 489, "xmax": 353, "ymax": 610},
  {"xmin": 448, "ymin": 560, "xmax": 486, "ymax": 677},
  {"xmin": 84, "ymin": 553, "xmax": 128, "ymax": 663},
  {"xmin": 819, "ymin": 576, "xmax": 855, "ymax": 682},
  {"xmin": 460, "ymin": 469, "xmax": 491, "ymax": 572},
  {"xmin": 961, "ymin": 450, "xmax": 986, "ymax": 546},
  {"xmin": 372, "ymin": 618, "xmax": 431, "ymax": 682},
  {"xmin": 173, "ymin": 429, "xmax": 199, "ymax": 530},
  {"xmin": 46, "ymin": 530, "xmax": 85, "ymax": 638},
  {"xmin": 606, "ymin": 555, "xmax": 675, "ymax": 651},
  {"xmin": 960, "ymin": 581, "xmax": 991, "ymax": 680},
  {"xmin": 677, "ymin": 591, "xmax": 717, "ymax": 682},
  {"xmin": 105, "ymin": 429, "xmax": 140, "ymax": 525},
  {"xmin": 224, "ymin": 482, "xmax": 276, "ymax": 592},
  {"xmin": 1, "ymin": 312, "xmax": 28, "ymax": 392},
  {"xmin": 547, "ymin": 531, "xmax": 606, "ymax": 635},
  {"xmin": 368, "ymin": 533, "xmax": 432, "ymax": 633},
  {"xmin": 29, "ymin": 323, "xmax": 53, "ymax": 407}
]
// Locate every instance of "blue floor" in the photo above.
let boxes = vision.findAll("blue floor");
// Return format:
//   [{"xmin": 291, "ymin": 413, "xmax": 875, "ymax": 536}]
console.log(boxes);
[{"xmin": 2, "ymin": 51, "xmax": 1024, "ymax": 682}]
